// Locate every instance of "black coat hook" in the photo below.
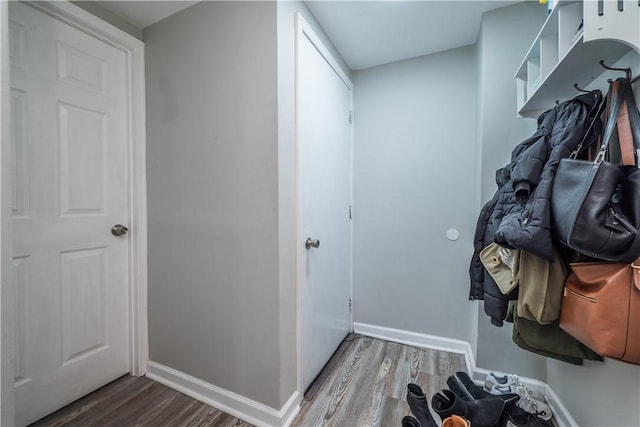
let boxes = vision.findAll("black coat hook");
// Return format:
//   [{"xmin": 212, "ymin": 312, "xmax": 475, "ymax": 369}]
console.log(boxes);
[
  {"xmin": 599, "ymin": 60, "xmax": 632, "ymax": 80},
  {"xmin": 574, "ymin": 83, "xmax": 590, "ymax": 93}
]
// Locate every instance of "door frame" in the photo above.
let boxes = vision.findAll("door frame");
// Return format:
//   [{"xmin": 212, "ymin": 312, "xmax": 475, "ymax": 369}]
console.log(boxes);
[
  {"xmin": 294, "ymin": 11, "xmax": 354, "ymax": 395},
  {"xmin": 0, "ymin": 1, "xmax": 148, "ymax": 423}
]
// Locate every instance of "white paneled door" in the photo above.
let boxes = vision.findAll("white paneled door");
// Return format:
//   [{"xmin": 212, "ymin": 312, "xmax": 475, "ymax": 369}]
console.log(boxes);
[
  {"xmin": 10, "ymin": 2, "xmax": 130, "ymax": 425},
  {"xmin": 297, "ymin": 16, "xmax": 353, "ymax": 391}
]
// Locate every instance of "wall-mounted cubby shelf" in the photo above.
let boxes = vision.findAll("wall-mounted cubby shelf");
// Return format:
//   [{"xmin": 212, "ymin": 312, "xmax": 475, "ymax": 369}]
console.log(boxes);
[{"xmin": 515, "ymin": 0, "xmax": 636, "ymax": 117}]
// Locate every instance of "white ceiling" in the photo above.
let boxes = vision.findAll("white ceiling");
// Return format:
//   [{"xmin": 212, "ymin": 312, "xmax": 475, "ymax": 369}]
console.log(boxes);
[
  {"xmin": 94, "ymin": 0, "xmax": 519, "ymax": 70},
  {"xmin": 96, "ymin": 1, "xmax": 199, "ymax": 28},
  {"xmin": 306, "ymin": 1, "xmax": 519, "ymax": 70}
]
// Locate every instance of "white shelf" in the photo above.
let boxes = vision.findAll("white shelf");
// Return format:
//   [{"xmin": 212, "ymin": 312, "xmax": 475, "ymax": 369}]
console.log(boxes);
[
  {"xmin": 518, "ymin": 35, "xmax": 632, "ymax": 116},
  {"xmin": 515, "ymin": 0, "xmax": 570, "ymax": 77},
  {"xmin": 515, "ymin": 0, "xmax": 636, "ymax": 117}
]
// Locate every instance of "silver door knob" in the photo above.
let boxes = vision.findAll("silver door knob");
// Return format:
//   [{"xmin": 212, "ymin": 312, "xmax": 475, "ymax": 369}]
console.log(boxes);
[
  {"xmin": 111, "ymin": 224, "xmax": 129, "ymax": 237},
  {"xmin": 305, "ymin": 238, "xmax": 320, "ymax": 249}
]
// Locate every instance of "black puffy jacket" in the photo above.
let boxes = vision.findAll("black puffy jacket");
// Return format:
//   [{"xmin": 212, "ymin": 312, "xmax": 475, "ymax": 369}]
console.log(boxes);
[{"xmin": 469, "ymin": 91, "xmax": 602, "ymax": 326}]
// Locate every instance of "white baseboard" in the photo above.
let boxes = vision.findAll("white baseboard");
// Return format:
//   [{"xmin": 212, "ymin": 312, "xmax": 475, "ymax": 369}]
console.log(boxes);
[
  {"xmin": 146, "ymin": 361, "xmax": 300, "ymax": 427},
  {"xmin": 353, "ymin": 322, "xmax": 476, "ymax": 375},
  {"xmin": 354, "ymin": 322, "xmax": 577, "ymax": 427},
  {"xmin": 146, "ymin": 327, "xmax": 577, "ymax": 427}
]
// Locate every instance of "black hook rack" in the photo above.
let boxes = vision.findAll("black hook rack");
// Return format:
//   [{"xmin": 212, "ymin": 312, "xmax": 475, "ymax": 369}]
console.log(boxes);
[
  {"xmin": 599, "ymin": 59, "xmax": 633, "ymax": 80},
  {"xmin": 574, "ymin": 83, "xmax": 590, "ymax": 93}
]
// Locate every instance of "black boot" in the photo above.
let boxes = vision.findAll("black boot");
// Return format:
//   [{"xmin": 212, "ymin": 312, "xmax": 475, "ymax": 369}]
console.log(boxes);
[
  {"xmin": 446, "ymin": 375, "xmax": 475, "ymax": 401},
  {"xmin": 406, "ymin": 383, "xmax": 438, "ymax": 427},
  {"xmin": 432, "ymin": 389, "xmax": 505, "ymax": 427},
  {"xmin": 454, "ymin": 371, "xmax": 519, "ymax": 403},
  {"xmin": 401, "ymin": 415, "xmax": 421, "ymax": 427}
]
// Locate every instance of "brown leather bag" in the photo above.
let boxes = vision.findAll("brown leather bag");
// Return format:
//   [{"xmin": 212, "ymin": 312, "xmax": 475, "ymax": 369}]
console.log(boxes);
[{"xmin": 559, "ymin": 260, "xmax": 640, "ymax": 364}]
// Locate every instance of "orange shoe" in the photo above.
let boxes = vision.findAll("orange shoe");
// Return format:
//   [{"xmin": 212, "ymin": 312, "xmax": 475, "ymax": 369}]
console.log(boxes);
[{"xmin": 442, "ymin": 414, "xmax": 471, "ymax": 427}]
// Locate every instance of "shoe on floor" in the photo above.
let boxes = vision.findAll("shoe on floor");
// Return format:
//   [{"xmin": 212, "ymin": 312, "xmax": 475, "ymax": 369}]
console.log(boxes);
[
  {"xmin": 401, "ymin": 415, "xmax": 421, "ymax": 427},
  {"xmin": 453, "ymin": 371, "xmax": 520, "ymax": 403},
  {"xmin": 431, "ymin": 389, "xmax": 505, "ymax": 427},
  {"xmin": 484, "ymin": 372, "xmax": 545, "ymax": 400},
  {"xmin": 507, "ymin": 406, "xmax": 555, "ymax": 426},
  {"xmin": 514, "ymin": 385, "xmax": 552, "ymax": 421},
  {"xmin": 406, "ymin": 383, "xmax": 438, "ymax": 427},
  {"xmin": 442, "ymin": 414, "xmax": 471, "ymax": 427},
  {"xmin": 446, "ymin": 375, "xmax": 474, "ymax": 401}
]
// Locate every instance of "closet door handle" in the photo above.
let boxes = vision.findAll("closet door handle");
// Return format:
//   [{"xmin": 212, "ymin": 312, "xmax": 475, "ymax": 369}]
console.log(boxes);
[{"xmin": 305, "ymin": 238, "xmax": 320, "ymax": 249}]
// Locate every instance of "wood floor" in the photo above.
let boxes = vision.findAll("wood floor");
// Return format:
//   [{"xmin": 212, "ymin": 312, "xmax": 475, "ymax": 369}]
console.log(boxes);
[
  {"xmin": 293, "ymin": 334, "xmax": 466, "ymax": 426},
  {"xmin": 31, "ymin": 335, "xmax": 466, "ymax": 427},
  {"xmin": 30, "ymin": 375, "xmax": 252, "ymax": 427}
]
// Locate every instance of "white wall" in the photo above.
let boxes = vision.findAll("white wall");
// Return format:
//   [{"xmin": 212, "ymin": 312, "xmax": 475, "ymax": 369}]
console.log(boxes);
[
  {"xmin": 144, "ymin": 1, "xmax": 282, "ymax": 409},
  {"xmin": 352, "ymin": 46, "xmax": 476, "ymax": 344},
  {"xmin": 474, "ymin": 2, "xmax": 548, "ymax": 379}
]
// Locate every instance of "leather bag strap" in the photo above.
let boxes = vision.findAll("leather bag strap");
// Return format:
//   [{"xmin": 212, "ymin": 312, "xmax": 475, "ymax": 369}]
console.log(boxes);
[
  {"xmin": 618, "ymin": 96, "xmax": 635, "ymax": 165},
  {"xmin": 604, "ymin": 78, "xmax": 640, "ymax": 167},
  {"xmin": 620, "ymin": 78, "xmax": 640, "ymax": 167},
  {"xmin": 596, "ymin": 80, "xmax": 627, "ymax": 164}
]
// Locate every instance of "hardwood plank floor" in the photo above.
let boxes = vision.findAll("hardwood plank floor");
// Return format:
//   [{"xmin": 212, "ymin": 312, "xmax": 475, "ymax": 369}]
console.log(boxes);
[
  {"xmin": 293, "ymin": 334, "xmax": 467, "ymax": 426},
  {"xmin": 29, "ymin": 375, "xmax": 253, "ymax": 427},
  {"xmin": 30, "ymin": 336, "xmax": 466, "ymax": 427}
]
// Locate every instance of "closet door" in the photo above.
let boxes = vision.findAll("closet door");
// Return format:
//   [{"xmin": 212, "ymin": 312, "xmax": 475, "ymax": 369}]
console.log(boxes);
[{"xmin": 297, "ymin": 14, "xmax": 353, "ymax": 392}]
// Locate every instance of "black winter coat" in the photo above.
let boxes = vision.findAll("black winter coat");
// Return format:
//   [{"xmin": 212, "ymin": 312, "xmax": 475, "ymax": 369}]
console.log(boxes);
[
  {"xmin": 469, "ymin": 91, "xmax": 602, "ymax": 326},
  {"xmin": 494, "ymin": 91, "xmax": 602, "ymax": 260}
]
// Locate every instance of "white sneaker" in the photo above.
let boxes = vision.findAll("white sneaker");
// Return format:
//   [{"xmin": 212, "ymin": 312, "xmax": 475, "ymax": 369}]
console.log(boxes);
[
  {"xmin": 484, "ymin": 372, "xmax": 519, "ymax": 390},
  {"xmin": 515, "ymin": 385, "xmax": 553, "ymax": 421},
  {"xmin": 484, "ymin": 372, "xmax": 544, "ymax": 400}
]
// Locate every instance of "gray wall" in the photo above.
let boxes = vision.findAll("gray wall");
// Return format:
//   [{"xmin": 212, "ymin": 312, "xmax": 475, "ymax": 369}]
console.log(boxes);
[
  {"xmin": 144, "ymin": 1, "xmax": 282, "ymax": 409},
  {"xmin": 474, "ymin": 2, "xmax": 548, "ymax": 379},
  {"xmin": 471, "ymin": 7, "xmax": 485, "ymax": 360},
  {"xmin": 1, "ymin": 1, "xmax": 14, "ymax": 424},
  {"xmin": 547, "ymin": 359, "xmax": 640, "ymax": 426},
  {"xmin": 352, "ymin": 46, "xmax": 476, "ymax": 344}
]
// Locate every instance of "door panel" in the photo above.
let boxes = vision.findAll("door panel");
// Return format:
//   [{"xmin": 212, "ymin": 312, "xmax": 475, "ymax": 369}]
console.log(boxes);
[
  {"xmin": 298, "ymin": 25, "xmax": 353, "ymax": 391},
  {"xmin": 9, "ymin": 3, "xmax": 130, "ymax": 425},
  {"xmin": 59, "ymin": 102, "xmax": 107, "ymax": 214}
]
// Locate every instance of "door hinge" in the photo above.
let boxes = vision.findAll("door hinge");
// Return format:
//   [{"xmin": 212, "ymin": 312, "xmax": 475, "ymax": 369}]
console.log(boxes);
[
  {"xmin": 349, "ymin": 205, "xmax": 352, "ymax": 219},
  {"xmin": 349, "ymin": 110, "xmax": 353, "ymax": 124},
  {"xmin": 349, "ymin": 298, "xmax": 352, "ymax": 313}
]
